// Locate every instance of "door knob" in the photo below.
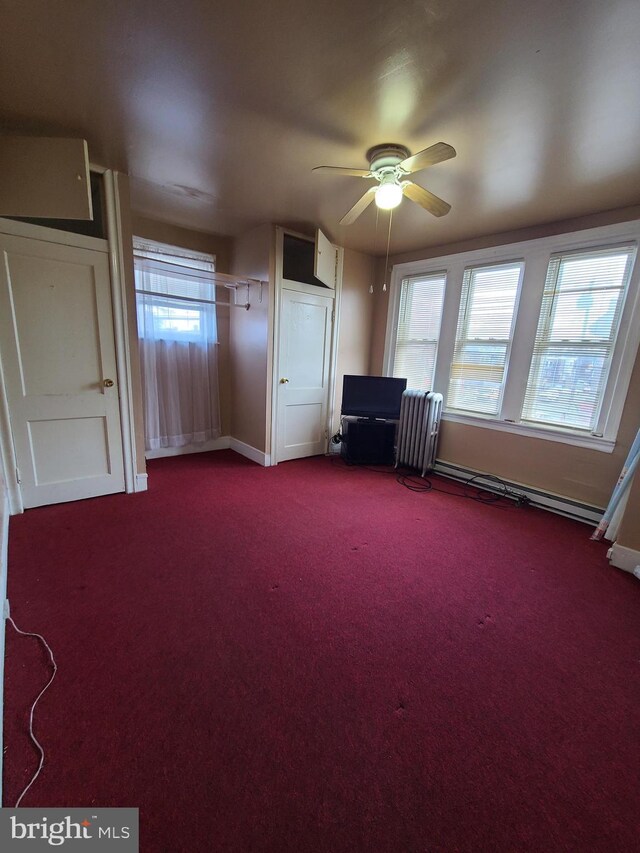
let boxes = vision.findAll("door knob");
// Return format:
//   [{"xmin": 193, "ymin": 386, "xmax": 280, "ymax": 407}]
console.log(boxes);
[
  {"xmin": 280, "ymin": 378, "xmax": 290, "ymax": 384},
  {"xmin": 103, "ymin": 378, "xmax": 114, "ymax": 387}
]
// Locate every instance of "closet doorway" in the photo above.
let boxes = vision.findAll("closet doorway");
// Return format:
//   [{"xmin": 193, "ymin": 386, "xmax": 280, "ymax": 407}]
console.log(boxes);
[
  {"xmin": 275, "ymin": 287, "xmax": 334, "ymax": 462},
  {"xmin": 133, "ymin": 239, "xmax": 222, "ymax": 459}
]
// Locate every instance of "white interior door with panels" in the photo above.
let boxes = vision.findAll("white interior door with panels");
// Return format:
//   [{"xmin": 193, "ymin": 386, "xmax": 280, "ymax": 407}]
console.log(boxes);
[
  {"xmin": 276, "ymin": 288, "xmax": 334, "ymax": 461},
  {"xmin": 273, "ymin": 227, "xmax": 340, "ymax": 464},
  {"xmin": 0, "ymin": 227, "xmax": 125, "ymax": 508}
]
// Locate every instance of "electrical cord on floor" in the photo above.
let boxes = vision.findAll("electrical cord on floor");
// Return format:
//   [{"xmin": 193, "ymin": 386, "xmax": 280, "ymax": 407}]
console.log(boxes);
[
  {"xmin": 330, "ymin": 451, "xmax": 530, "ymax": 509},
  {"xmin": 7, "ymin": 612, "xmax": 57, "ymax": 807},
  {"xmin": 396, "ymin": 469, "xmax": 531, "ymax": 509}
]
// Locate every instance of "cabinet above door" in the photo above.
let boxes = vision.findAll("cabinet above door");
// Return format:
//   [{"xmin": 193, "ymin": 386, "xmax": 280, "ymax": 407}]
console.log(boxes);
[
  {"xmin": 314, "ymin": 227, "xmax": 337, "ymax": 290},
  {"xmin": 281, "ymin": 227, "xmax": 338, "ymax": 292}
]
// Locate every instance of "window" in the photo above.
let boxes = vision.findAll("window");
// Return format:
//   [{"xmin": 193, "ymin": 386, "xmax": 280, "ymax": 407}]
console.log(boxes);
[
  {"xmin": 447, "ymin": 262, "xmax": 522, "ymax": 415},
  {"xmin": 521, "ymin": 246, "xmax": 635, "ymax": 432},
  {"xmin": 143, "ymin": 299, "xmax": 204, "ymax": 340},
  {"xmin": 133, "ymin": 239, "xmax": 221, "ymax": 451},
  {"xmin": 134, "ymin": 240, "xmax": 217, "ymax": 343},
  {"xmin": 384, "ymin": 221, "xmax": 640, "ymax": 451},
  {"xmin": 392, "ymin": 272, "xmax": 446, "ymax": 390}
]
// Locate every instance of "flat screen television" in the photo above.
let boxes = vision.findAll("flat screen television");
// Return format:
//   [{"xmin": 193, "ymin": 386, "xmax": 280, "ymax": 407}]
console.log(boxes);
[{"xmin": 341, "ymin": 375, "xmax": 407, "ymax": 420}]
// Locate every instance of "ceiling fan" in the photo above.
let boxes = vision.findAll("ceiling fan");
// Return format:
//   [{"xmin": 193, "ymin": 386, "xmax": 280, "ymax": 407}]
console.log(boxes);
[{"xmin": 313, "ymin": 142, "xmax": 456, "ymax": 225}]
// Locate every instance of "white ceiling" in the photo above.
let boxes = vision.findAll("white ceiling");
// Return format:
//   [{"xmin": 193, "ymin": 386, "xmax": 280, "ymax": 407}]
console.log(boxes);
[{"xmin": 2, "ymin": 0, "xmax": 640, "ymax": 254}]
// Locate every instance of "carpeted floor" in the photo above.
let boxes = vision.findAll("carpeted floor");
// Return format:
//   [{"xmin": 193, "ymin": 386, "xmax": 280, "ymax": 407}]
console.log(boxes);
[{"xmin": 3, "ymin": 450, "xmax": 640, "ymax": 852}]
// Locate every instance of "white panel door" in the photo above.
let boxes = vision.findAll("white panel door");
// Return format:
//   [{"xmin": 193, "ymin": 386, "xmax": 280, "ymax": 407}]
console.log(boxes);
[
  {"xmin": 0, "ymin": 231, "xmax": 125, "ymax": 507},
  {"xmin": 276, "ymin": 288, "xmax": 333, "ymax": 462}
]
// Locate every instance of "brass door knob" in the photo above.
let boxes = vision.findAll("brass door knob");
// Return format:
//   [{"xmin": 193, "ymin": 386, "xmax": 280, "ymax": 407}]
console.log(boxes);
[
  {"xmin": 103, "ymin": 378, "xmax": 114, "ymax": 387},
  {"xmin": 280, "ymin": 378, "xmax": 290, "ymax": 384}
]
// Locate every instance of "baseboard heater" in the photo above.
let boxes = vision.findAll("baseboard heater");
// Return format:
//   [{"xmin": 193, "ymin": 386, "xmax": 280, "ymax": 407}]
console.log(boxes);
[
  {"xmin": 396, "ymin": 390, "xmax": 443, "ymax": 476},
  {"xmin": 434, "ymin": 460, "xmax": 604, "ymax": 525}
]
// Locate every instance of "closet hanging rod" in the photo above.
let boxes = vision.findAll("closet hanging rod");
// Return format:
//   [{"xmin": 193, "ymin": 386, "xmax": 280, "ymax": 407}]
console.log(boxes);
[
  {"xmin": 135, "ymin": 290, "xmax": 248, "ymax": 310},
  {"xmin": 135, "ymin": 289, "xmax": 221, "ymax": 307},
  {"xmin": 133, "ymin": 254, "xmax": 264, "ymax": 290}
]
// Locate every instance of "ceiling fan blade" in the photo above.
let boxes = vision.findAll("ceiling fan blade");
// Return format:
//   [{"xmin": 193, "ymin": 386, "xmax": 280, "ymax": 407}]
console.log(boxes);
[
  {"xmin": 340, "ymin": 188, "xmax": 376, "ymax": 225},
  {"xmin": 403, "ymin": 182, "xmax": 451, "ymax": 217},
  {"xmin": 313, "ymin": 166, "xmax": 372, "ymax": 177},
  {"xmin": 399, "ymin": 142, "xmax": 456, "ymax": 175}
]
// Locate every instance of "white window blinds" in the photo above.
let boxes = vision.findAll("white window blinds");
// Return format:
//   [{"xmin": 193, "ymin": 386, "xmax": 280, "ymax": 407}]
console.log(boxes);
[
  {"xmin": 447, "ymin": 262, "xmax": 522, "ymax": 415},
  {"xmin": 133, "ymin": 240, "xmax": 217, "ymax": 343},
  {"xmin": 521, "ymin": 245, "xmax": 635, "ymax": 432},
  {"xmin": 392, "ymin": 272, "xmax": 446, "ymax": 390},
  {"xmin": 134, "ymin": 241, "xmax": 216, "ymax": 300}
]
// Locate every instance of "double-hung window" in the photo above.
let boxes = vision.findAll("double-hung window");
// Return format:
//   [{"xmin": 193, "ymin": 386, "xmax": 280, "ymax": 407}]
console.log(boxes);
[
  {"xmin": 391, "ymin": 272, "xmax": 446, "ymax": 391},
  {"xmin": 521, "ymin": 246, "xmax": 635, "ymax": 432},
  {"xmin": 134, "ymin": 241, "xmax": 217, "ymax": 345},
  {"xmin": 447, "ymin": 262, "xmax": 523, "ymax": 416},
  {"xmin": 385, "ymin": 221, "xmax": 640, "ymax": 450}
]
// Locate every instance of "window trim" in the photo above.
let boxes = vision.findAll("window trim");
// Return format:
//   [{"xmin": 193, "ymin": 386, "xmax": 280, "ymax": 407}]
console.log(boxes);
[
  {"xmin": 447, "ymin": 259, "xmax": 525, "ymax": 417},
  {"xmin": 391, "ymin": 270, "xmax": 447, "ymax": 391},
  {"xmin": 383, "ymin": 220, "xmax": 640, "ymax": 453},
  {"xmin": 133, "ymin": 236, "xmax": 216, "ymax": 268},
  {"xmin": 133, "ymin": 237, "xmax": 219, "ymax": 346}
]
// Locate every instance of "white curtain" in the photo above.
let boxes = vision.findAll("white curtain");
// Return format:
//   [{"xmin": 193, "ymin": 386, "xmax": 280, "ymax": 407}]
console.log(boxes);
[{"xmin": 134, "ymin": 249, "xmax": 221, "ymax": 451}]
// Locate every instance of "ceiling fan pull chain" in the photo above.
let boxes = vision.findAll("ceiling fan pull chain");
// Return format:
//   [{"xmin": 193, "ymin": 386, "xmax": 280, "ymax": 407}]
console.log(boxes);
[
  {"xmin": 369, "ymin": 205, "xmax": 381, "ymax": 294},
  {"xmin": 383, "ymin": 208, "xmax": 393, "ymax": 292}
]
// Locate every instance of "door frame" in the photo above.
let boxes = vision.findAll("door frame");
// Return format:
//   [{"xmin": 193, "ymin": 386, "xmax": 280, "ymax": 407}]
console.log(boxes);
[
  {"xmin": 0, "ymin": 166, "xmax": 139, "ymax": 514},
  {"xmin": 270, "ymin": 226, "xmax": 343, "ymax": 466}
]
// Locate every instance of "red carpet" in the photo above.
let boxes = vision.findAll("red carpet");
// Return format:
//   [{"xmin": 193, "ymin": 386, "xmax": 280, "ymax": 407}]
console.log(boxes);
[{"xmin": 3, "ymin": 450, "xmax": 640, "ymax": 852}]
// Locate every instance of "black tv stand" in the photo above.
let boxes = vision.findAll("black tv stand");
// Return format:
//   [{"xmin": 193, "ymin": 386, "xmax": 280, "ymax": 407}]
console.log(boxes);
[{"xmin": 341, "ymin": 416, "xmax": 396, "ymax": 465}]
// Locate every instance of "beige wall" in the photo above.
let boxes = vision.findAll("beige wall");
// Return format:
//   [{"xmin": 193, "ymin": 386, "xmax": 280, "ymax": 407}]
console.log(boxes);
[
  {"xmin": 333, "ymin": 248, "xmax": 375, "ymax": 433},
  {"xmin": 131, "ymin": 216, "xmax": 233, "ymax": 272},
  {"xmin": 435, "ymin": 362, "xmax": 638, "ymax": 508},
  {"xmin": 131, "ymin": 213, "xmax": 235, "ymax": 438},
  {"xmin": 369, "ymin": 205, "xmax": 640, "ymax": 510},
  {"xmin": 123, "ymin": 217, "xmax": 376, "ymax": 459},
  {"xmin": 229, "ymin": 229, "xmax": 375, "ymax": 453},
  {"xmin": 230, "ymin": 224, "xmax": 274, "ymax": 453}
]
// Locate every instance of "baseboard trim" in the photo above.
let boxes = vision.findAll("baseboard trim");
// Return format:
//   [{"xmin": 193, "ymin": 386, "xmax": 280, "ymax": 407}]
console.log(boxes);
[
  {"xmin": 134, "ymin": 473, "xmax": 148, "ymax": 492},
  {"xmin": 145, "ymin": 436, "xmax": 231, "ymax": 460},
  {"xmin": 229, "ymin": 438, "xmax": 270, "ymax": 467},
  {"xmin": 433, "ymin": 460, "xmax": 604, "ymax": 525},
  {"xmin": 143, "ymin": 436, "xmax": 270, "ymax": 467},
  {"xmin": 607, "ymin": 543, "xmax": 640, "ymax": 575}
]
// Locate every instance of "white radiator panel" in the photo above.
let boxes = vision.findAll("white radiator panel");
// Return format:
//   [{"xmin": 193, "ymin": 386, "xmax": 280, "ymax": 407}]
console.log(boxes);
[{"xmin": 396, "ymin": 390, "xmax": 443, "ymax": 476}]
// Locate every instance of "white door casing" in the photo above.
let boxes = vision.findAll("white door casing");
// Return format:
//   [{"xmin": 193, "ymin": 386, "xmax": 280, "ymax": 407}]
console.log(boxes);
[
  {"xmin": 0, "ymin": 231, "xmax": 125, "ymax": 507},
  {"xmin": 276, "ymin": 288, "xmax": 334, "ymax": 462}
]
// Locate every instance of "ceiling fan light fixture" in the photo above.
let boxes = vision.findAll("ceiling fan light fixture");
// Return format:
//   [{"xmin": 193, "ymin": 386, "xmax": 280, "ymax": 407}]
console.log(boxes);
[
  {"xmin": 316, "ymin": 141, "xmax": 456, "ymax": 225},
  {"xmin": 375, "ymin": 179, "xmax": 403, "ymax": 210}
]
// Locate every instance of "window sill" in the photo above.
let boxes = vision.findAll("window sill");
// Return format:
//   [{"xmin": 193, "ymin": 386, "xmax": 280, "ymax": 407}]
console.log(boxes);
[{"xmin": 441, "ymin": 411, "xmax": 615, "ymax": 453}]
